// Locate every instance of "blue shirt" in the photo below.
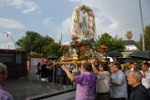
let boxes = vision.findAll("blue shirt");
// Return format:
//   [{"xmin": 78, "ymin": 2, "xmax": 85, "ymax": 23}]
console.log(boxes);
[
  {"xmin": 0, "ymin": 85, "xmax": 14, "ymax": 100},
  {"xmin": 56, "ymin": 65, "xmax": 64, "ymax": 76},
  {"xmin": 111, "ymin": 70, "xmax": 127, "ymax": 98}
]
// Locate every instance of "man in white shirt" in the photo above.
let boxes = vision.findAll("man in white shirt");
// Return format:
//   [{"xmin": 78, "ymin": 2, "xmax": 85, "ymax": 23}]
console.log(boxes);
[{"xmin": 140, "ymin": 62, "xmax": 150, "ymax": 90}]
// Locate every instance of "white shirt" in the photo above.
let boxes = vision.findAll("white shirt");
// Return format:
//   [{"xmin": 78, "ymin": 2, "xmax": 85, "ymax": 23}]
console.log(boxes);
[
  {"xmin": 141, "ymin": 70, "xmax": 150, "ymax": 89},
  {"xmin": 96, "ymin": 71, "xmax": 110, "ymax": 93}
]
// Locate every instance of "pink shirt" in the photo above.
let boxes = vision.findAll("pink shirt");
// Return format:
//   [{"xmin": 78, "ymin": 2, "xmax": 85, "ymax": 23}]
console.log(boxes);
[
  {"xmin": 0, "ymin": 85, "xmax": 14, "ymax": 100},
  {"xmin": 75, "ymin": 72, "xmax": 96, "ymax": 100}
]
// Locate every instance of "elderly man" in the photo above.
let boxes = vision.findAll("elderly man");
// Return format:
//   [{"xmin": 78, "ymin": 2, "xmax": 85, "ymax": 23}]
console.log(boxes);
[
  {"xmin": 127, "ymin": 71, "xmax": 150, "ymax": 100},
  {"xmin": 0, "ymin": 62, "xmax": 14, "ymax": 100}
]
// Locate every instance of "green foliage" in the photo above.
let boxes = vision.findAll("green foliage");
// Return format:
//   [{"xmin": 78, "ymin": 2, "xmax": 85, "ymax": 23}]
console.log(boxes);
[
  {"xmin": 94, "ymin": 33, "xmax": 125, "ymax": 51},
  {"xmin": 43, "ymin": 42, "xmax": 62, "ymax": 57},
  {"xmin": 138, "ymin": 24, "xmax": 150, "ymax": 50},
  {"xmin": 29, "ymin": 51, "xmax": 41, "ymax": 57},
  {"xmin": 16, "ymin": 31, "xmax": 55, "ymax": 57}
]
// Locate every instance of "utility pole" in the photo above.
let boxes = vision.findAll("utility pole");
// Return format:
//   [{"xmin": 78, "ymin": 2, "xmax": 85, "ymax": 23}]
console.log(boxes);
[
  {"xmin": 138, "ymin": 0, "xmax": 145, "ymax": 50},
  {"xmin": 60, "ymin": 33, "xmax": 63, "ymax": 45}
]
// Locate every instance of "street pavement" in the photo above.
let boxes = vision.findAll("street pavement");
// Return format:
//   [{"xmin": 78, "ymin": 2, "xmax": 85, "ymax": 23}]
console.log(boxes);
[
  {"xmin": 5, "ymin": 78, "xmax": 74, "ymax": 100},
  {"xmin": 40, "ymin": 91, "xmax": 75, "ymax": 100}
]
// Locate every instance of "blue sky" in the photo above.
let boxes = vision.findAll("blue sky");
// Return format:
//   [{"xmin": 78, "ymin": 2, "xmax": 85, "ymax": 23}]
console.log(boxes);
[{"xmin": 0, "ymin": 0, "xmax": 150, "ymax": 49}]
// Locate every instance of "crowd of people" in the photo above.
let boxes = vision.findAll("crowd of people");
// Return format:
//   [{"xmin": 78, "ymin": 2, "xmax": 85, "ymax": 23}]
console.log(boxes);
[
  {"xmin": 34, "ymin": 57, "xmax": 149, "ymax": 100},
  {"xmin": 60, "ymin": 58, "xmax": 150, "ymax": 100},
  {"xmin": 0, "ymin": 57, "xmax": 150, "ymax": 100},
  {"xmin": 35, "ymin": 59, "xmax": 76, "ymax": 85}
]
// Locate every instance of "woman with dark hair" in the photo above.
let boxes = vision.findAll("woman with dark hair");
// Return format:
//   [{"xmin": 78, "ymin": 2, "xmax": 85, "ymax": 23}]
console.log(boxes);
[
  {"xmin": 40, "ymin": 60, "xmax": 49, "ymax": 82},
  {"xmin": 91, "ymin": 59, "xmax": 110, "ymax": 100},
  {"xmin": 36, "ymin": 62, "xmax": 41, "ymax": 80}
]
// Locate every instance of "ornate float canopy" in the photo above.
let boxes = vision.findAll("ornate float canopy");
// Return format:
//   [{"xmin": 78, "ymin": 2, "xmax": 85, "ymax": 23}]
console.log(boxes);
[
  {"xmin": 71, "ymin": 5, "xmax": 95, "ymax": 42},
  {"xmin": 59, "ymin": 5, "xmax": 103, "ymax": 64}
]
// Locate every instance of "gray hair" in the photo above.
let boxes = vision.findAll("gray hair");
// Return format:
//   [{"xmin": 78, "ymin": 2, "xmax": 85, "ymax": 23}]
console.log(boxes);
[
  {"xmin": 128, "ymin": 71, "xmax": 143, "ymax": 82},
  {"xmin": 0, "ymin": 62, "xmax": 7, "ymax": 75}
]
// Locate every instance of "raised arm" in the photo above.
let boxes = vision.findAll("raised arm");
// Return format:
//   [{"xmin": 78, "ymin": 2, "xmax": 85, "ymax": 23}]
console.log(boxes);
[
  {"xmin": 61, "ymin": 64, "xmax": 75, "ymax": 82},
  {"xmin": 90, "ymin": 59, "xmax": 99, "ymax": 75}
]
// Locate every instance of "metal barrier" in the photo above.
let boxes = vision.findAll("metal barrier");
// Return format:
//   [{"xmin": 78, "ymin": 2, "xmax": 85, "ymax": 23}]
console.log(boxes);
[{"xmin": 26, "ymin": 88, "xmax": 75, "ymax": 100}]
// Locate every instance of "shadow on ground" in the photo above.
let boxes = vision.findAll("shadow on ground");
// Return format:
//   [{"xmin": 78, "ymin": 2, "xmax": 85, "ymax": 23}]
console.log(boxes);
[{"xmin": 5, "ymin": 78, "xmax": 73, "ymax": 100}]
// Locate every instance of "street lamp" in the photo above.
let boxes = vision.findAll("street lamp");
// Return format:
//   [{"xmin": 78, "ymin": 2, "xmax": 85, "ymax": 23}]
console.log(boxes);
[
  {"xmin": 138, "ymin": 0, "xmax": 145, "ymax": 51},
  {"xmin": 3, "ymin": 31, "xmax": 17, "ymax": 49}
]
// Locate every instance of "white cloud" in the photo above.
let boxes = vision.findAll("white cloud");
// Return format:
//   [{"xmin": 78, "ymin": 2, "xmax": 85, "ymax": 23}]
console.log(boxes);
[
  {"xmin": 21, "ymin": 1, "xmax": 39, "ymax": 13},
  {"xmin": 43, "ymin": 17, "xmax": 54, "ymax": 28},
  {"xmin": 57, "ymin": 18, "xmax": 71, "ymax": 43},
  {"xmin": 0, "ymin": 0, "xmax": 39, "ymax": 13},
  {"xmin": 43, "ymin": 17, "xmax": 58, "ymax": 37},
  {"xmin": 60, "ymin": 18, "xmax": 71, "ymax": 35},
  {"xmin": 43, "ymin": 17, "xmax": 72, "ymax": 43},
  {"xmin": 0, "ymin": 17, "xmax": 25, "ymax": 29},
  {"xmin": 95, "ymin": 14, "xmax": 119, "ymax": 36}
]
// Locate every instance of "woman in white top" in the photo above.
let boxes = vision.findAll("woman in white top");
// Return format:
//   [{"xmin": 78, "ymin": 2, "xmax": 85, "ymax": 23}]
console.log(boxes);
[{"xmin": 91, "ymin": 59, "xmax": 110, "ymax": 100}]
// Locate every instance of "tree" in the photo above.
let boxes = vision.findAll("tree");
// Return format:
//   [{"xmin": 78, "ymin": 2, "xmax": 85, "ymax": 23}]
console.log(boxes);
[
  {"xmin": 16, "ymin": 31, "xmax": 54, "ymax": 57},
  {"xmin": 43, "ymin": 42, "xmax": 62, "ymax": 57},
  {"xmin": 16, "ymin": 31, "xmax": 41, "ymax": 52},
  {"xmin": 94, "ymin": 33, "xmax": 125, "ymax": 52},
  {"xmin": 138, "ymin": 25, "xmax": 150, "ymax": 50}
]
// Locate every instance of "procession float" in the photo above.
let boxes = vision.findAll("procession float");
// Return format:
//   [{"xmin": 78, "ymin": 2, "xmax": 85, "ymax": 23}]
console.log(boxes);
[{"xmin": 59, "ymin": 5, "xmax": 107, "ymax": 64}]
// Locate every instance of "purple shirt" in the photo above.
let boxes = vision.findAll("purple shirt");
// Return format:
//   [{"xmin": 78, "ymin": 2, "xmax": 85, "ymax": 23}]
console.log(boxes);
[
  {"xmin": 0, "ymin": 85, "xmax": 14, "ymax": 100},
  {"xmin": 75, "ymin": 72, "xmax": 96, "ymax": 100}
]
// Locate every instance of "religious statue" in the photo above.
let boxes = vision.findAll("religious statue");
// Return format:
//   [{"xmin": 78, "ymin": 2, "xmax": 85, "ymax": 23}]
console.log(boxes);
[
  {"xmin": 79, "ymin": 11, "xmax": 88, "ymax": 38},
  {"xmin": 71, "ymin": 5, "xmax": 95, "ymax": 42}
]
